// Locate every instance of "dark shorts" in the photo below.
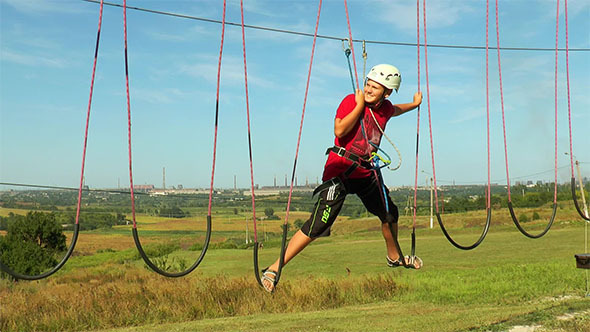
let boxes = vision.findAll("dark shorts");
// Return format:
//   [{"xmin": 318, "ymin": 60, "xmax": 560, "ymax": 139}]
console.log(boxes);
[{"xmin": 300, "ymin": 173, "xmax": 399, "ymax": 239}]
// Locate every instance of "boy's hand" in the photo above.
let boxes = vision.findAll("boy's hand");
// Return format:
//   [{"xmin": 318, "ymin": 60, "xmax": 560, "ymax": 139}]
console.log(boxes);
[
  {"xmin": 355, "ymin": 89, "xmax": 365, "ymax": 108},
  {"xmin": 413, "ymin": 92, "xmax": 423, "ymax": 106}
]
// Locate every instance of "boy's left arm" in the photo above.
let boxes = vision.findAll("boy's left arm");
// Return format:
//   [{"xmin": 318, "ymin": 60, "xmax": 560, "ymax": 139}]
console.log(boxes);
[{"xmin": 392, "ymin": 91, "xmax": 423, "ymax": 116}]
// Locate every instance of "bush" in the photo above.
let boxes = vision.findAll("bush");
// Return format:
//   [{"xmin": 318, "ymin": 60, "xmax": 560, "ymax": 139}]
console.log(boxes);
[
  {"xmin": 519, "ymin": 213, "xmax": 529, "ymax": 223},
  {"xmin": 532, "ymin": 212, "xmax": 540, "ymax": 220},
  {"xmin": 0, "ymin": 212, "xmax": 67, "ymax": 279}
]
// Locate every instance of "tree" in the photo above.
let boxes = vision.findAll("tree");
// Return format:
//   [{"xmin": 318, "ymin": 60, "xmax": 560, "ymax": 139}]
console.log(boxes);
[
  {"xmin": 264, "ymin": 208, "xmax": 275, "ymax": 218},
  {"xmin": 6, "ymin": 212, "xmax": 66, "ymax": 250},
  {"xmin": 264, "ymin": 207, "xmax": 279, "ymax": 220},
  {"xmin": 0, "ymin": 212, "xmax": 67, "ymax": 278}
]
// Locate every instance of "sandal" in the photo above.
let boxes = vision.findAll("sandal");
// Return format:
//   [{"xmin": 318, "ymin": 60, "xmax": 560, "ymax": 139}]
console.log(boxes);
[
  {"xmin": 386, "ymin": 256, "xmax": 404, "ymax": 268},
  {"xmin": 261, "ymin": 268, "xmax": 277, "ymax": 293},
  {"xmin": 404, "ymin": 255, "xmax": 423, "ymax": 270},
  {"xmin": 386, "ymin": 255, "xmax": 423, "ymax": 269}
]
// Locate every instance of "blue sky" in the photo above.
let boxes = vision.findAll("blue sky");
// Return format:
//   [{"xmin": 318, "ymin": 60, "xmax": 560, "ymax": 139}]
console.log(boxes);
[{"xmin": 1, "ymin": 0, "xmax": 589, "ymax": 190}]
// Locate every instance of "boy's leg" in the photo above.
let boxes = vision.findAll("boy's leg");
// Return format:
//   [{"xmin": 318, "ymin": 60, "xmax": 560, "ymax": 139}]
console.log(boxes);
[
  {"xmin": 381, "ymin": 222, "xmax": 401, "ymax": 260},
  {"xmin": 262, "ymin": 178, "xmax": 347, "ymax": 291},
  {"xmin": 266, "ymin": 230, "xmax": 313, "ymax": 273},
  {"xmin": 353, "ymin": 176, "xmax": 407, "ymax": 263}
]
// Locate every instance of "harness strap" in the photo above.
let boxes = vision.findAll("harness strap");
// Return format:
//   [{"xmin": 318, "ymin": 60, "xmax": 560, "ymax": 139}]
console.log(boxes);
[{"xmin": 326, "ymin": 146, "xmax": 373, "ymax": 170}]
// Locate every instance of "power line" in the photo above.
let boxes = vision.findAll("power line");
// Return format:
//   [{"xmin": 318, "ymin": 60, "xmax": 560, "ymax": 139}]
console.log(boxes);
[{"xmin": 81, "ymin": 0, "xmax": 590, "ymax": 53}]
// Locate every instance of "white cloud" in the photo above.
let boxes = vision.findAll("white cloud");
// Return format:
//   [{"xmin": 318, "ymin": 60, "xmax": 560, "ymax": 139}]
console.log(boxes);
[
  {"xmin": 178, "ymin": 54, "xmax": 275, "ymax": 90},
  {"xmin": 374, "ymin": 0, "xmax": 476, "ymax": 33},
  {"xmin": 0, "ymin": 49, "xmax": 66, "ymax": 68}
]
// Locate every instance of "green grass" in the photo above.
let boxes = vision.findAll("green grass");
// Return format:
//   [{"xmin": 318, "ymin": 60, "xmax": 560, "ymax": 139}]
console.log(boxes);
[{"xmin": 2, "ymin": 210, "xmax": 589, "ymax": 332}]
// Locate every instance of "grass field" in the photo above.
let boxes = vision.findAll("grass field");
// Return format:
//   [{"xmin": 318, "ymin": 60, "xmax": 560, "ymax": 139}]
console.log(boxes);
[{"xmin": 1, "ymin": 204, "xmax": 589, "ymax": 331}]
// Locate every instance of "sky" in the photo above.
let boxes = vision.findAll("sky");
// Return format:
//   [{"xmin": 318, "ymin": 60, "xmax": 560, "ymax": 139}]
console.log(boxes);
[{"xmin": 0, "ymin": 0, "xmax": 589, "ymax": 190}]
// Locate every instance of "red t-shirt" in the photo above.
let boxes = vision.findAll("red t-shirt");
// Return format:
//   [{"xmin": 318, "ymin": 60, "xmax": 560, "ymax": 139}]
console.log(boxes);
[{"xmin": 322, "ymin": 94, "xmax": 396, "ymax": 181}]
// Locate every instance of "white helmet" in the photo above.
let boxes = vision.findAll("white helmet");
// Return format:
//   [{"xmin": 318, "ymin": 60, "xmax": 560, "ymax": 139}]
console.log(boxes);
[{"xmin": 366, "ymin": 64, "xmax": 401, "ymax": 92}]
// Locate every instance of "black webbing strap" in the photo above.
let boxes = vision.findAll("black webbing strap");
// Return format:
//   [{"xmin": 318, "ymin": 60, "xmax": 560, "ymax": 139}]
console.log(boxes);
[
  {"xmin": 311, "ymin": 146, "xmax": 371, "ymax": 197},
  {"xmin": 326, "ymin": 146, "xmax": 373, "ymax": 170}
]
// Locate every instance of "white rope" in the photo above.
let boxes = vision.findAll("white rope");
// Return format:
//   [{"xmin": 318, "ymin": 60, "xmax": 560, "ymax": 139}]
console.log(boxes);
[{"xmin": 369, "ymin": 108, "xmax": 402, "ymax": 171}]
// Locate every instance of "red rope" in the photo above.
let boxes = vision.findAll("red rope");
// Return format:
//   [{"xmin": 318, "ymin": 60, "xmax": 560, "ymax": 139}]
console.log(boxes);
[
  {"xmin": 240, "ymin": 0, "xmax": 258, "ymax": 242},
  {"xmin": 498, "ymin": 0, "xmax": 559, "ymax": 204},
  {"xmin": 284, "ymin": 0, "xmax": 322, "ymax": 225},
  {"xmin": 127, "ymin": 1, "xmax": 225, "ymax": 228},
  {"xmin": 343, "ymin": 0, "xmax": 359, "ymax": 90},
  {"xmin": 485, "ymin": 0, "xmax": 491, "ymax": 209},
  {"xmin": 565, "ymin": 0, "xmax": 574, "ymax": 176},
  {"xmin": 424, "ymin": 0, "xmax": 491, "ymax": 211},
  {"xmin": 122, "ymin": 0, "xmax": 139, "ymax": 228},
  {"xmin": 208, "ymin": 1, "xmax": 226, "ymax": 218},
  {"xmin": 423, "ymin": 0, "xmax": 440, "ymax": 212},
  {"xmin": 412, "ymin": 0, "xmax": 420, "ymax": 231},
  {"xmin": 553, "ymin": 0, "xmax": 560, "ymax": 203},
  {"xmin": 496, "ymin": 0, "xmax": 512, "ymax": 202},
  {"xmin": 75, "ymin": 0, "xmax": 104, "ymax": 226}
]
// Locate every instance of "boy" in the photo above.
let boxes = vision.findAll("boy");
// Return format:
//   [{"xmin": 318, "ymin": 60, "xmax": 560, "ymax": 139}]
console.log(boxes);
[{"xmin": 262, "ymin": 64, "xmax": 423, "ymax": 292}]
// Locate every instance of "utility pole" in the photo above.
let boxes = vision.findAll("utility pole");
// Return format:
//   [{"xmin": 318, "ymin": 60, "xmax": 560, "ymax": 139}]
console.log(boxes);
[
  {"xmin": 430, "ymin": 177, "xmax": 434, "ymax": 229},
  {"xmin": 245, "ymin": 217, "xmax": 249, "ymax": 244}
]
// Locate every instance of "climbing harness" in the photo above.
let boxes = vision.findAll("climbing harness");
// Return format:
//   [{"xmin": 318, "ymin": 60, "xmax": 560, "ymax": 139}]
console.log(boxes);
[
  {"xmin": 342, "ymin": 41, "xmax": 402, "ymax": 171},
  {"xmin": 423, "ymin": 0, "xmax": 491, "ymax": 250},
  {"xmin": 127, "ymin": 0, "xmax": 215, "ymax": 277},
  {"xmin": 0, "ymin": 0, "xmax": 104, "ymax": 280},
  {"xmin": 496, "ymin": 0, "xmax": 559, "ymax": 238}
]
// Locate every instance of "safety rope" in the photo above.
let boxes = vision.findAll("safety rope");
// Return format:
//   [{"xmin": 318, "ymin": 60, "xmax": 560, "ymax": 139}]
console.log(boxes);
[
  {"xmin": 411, "ymin": 0, "xmax": 421, "ymax": 258},
  {"xmin": 270, "ymin": 0, "xmax": 323, "ymax": 290},
  {"xmin": 0, "ymin": 0, "xmax": 104, "ymax": 281},
  {"xmin": 240, "ymin": 0, "xmax": 264, "ymax": 289},
  {"xmin": 240, "ymin": 0, "xmax": 258, "ymax": 244},
  {"xmin": 424, "ymin": 0, "xmax": 491, "ymax": 250},
  {"xmin": 128, "ymin": 0, "xmax": 215, "ymax": 277},
  {"xmin": 496, "ymin": 0, "xmax": 558, "ymax": 237},
  {"xmin": 343, "ymin": 0, "xmax": 360, "ymax": 90},
  {"xmin": 343, "ymin": 39, "xmax": 356, "ymax": 93},
  {"xmin": 564, "ymin": 0, "xmax": 590, "ymax": 221}
]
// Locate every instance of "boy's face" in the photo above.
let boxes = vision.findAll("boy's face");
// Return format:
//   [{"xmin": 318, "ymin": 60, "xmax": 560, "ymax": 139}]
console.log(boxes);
[{"xmin": 364, "ymin": 79, "xmax": 392, "ymax": 105}]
